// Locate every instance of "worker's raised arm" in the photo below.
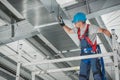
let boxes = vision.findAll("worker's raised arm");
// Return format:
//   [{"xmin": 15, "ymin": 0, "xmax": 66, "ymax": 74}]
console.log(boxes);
[
  {"xmin": 58, "ymin": 16, "xmax": 74, "ymax": 34},
  {"xmin": 98, "ymin": 28, "xmax": 112, "ymax": 38},
  {"xmin": 62, "ymin": 25, "xmax": 74, "ymax": 34}
]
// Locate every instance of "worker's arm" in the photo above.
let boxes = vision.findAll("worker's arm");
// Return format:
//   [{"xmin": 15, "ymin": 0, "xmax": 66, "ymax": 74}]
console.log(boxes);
[
  {"xmin": 62, "ymin": 25, "xmax": 74, "ymax": 34},
  {"xmin": 58, "ymin": 16, "xmax": 74, "ymax": 34},
  {"xmin": 98, "ymin": 28, "xmax": 112, "ymax": 38}
]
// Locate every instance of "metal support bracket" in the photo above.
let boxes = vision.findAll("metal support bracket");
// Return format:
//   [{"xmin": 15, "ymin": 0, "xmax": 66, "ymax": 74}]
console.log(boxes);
[
  {"xmin": 16, "ymin": 43, "xmax": 22, "ymax": 80},
  {"xmin": 111, "ymin": 29, "xmax": 119, "ymax": 80},
  {"xmin": 32, "ymin": 72, "xmax": 35, "ymax": 80}
]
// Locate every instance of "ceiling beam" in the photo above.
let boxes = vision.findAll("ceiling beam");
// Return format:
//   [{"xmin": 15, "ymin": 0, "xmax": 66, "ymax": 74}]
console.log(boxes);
[
  {"xmin": 87, "ymin": 4, "xmax": 120, "ymax": 19},
  {"xmin": 64, "ymin": 0, "xmax": 96, "ymax": 10},
  {"xmin": 0, "ymin": 0, "xmax": 24, "ymax": 19},
  {"xmin": 0, "ymin": 10, "xmax": 11, "ymax": 23}
]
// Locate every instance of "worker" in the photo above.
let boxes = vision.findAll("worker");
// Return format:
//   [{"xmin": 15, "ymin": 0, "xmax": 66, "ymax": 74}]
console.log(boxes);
[{"xmin": 58, "ymin": 12, "xmax": 112, "ymax": 80}]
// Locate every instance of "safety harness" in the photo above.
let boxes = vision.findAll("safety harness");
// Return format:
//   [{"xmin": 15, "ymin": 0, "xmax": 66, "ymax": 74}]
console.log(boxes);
[
  {"xmin": 77, "ymin": 24, "xmax": 107, "ymax": 80},
  {"xmin": 77, "ymin": 24, "xmax": 97, "ymax": 52}
]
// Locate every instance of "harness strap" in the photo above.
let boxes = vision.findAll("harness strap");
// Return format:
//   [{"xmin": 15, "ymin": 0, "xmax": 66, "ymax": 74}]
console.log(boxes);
[
  {"xmin": 77, "ymin": 24, "xmax": 97, "ymax": 52},
  {"xmin": 85, "ymin": 37, "xmax": 97, "ymax": 52},
  {"xmin": 77, "ymin": 24, "xmax": 89, "ymax": 40},
  {"xmin": 77, "ymin": 28, "xmax": 80, "ymax": 40}
]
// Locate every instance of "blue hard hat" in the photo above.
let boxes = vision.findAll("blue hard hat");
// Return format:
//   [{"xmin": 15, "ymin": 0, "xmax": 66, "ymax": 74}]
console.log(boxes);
[{"xmin": 72, "ymin": 12, "xmax": 87, "ymax": 23}]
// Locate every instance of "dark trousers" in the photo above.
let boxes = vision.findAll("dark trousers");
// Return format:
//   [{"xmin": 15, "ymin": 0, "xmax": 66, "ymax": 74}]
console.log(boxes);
[{"xmin": 79, "ymin": 58, "xmax": 102, "ymax": 80}]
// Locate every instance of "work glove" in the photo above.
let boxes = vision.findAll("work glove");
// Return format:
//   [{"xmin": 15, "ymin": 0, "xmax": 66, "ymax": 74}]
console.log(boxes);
[{"xmin": 58, "ymin": 16, "xmax": 65, "ymax": 27}]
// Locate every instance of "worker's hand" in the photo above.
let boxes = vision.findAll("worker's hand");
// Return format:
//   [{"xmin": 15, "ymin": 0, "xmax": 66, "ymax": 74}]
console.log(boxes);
[
  {"xmin": 58, "ymin": 16, "xmax": 65, "ymax": 27},
  {"xmin": 110, "ymin": 34, "xmax": 118, "ymax": 40}
]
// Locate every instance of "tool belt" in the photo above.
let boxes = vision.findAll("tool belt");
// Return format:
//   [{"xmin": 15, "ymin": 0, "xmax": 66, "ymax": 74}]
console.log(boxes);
[{"xmin": 81, "ymin": 47, "xmax": 96, "ymax": 56}]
